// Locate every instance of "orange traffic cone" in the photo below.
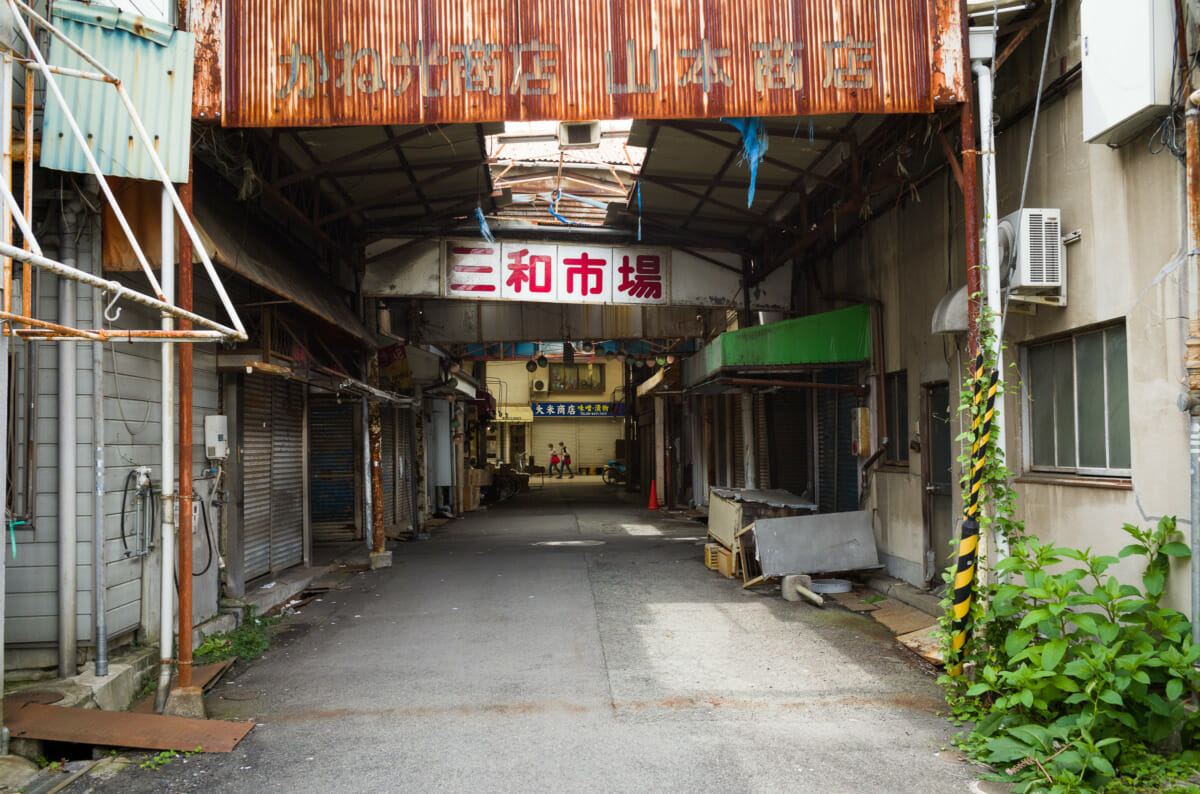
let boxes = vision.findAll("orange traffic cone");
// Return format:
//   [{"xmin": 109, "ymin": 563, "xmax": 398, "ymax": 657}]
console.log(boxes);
[{"xmin": 648, "ymin": 480, "xmax": 659, "ymax": 510}]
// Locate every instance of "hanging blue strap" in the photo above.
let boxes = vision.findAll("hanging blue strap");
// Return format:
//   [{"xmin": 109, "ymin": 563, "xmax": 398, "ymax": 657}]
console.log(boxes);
[
  {"xmin": 549, "ymin": 189, "xmax": 585, "ymax": 226},
  {"xmin": 474, "ymin": 206, "xmax": 495, "ymax": 243},
  {"xmin": 720, "ymin": 117, "xmax": 769, "ymax": 207},
  {"xmin": 637, "ymin": 181, "xmax": 643, "ymax": 241}
]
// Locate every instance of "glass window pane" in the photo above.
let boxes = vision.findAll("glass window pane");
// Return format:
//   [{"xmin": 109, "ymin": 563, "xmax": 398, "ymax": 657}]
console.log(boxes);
[
  {"xmin": 1028, "ymin": 344, "xmax": 1056, "ymax": 467},
  {"xmin": 1053, "ymin": 340, "xmax": 1076, "ymax": 467},
  {"xmin": 1075, "ymin": 331, "xmax": 1107, "ymax": 468},
  {"xmin": 1106, "ymin": 327, "xmax": 1130, "ymax": 469}
]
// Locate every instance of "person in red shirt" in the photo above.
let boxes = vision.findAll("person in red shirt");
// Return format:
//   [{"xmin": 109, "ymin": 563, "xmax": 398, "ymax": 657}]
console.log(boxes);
[{"xmin": 548, "ymin": 444, "xmax": 561, "ymax": 477}]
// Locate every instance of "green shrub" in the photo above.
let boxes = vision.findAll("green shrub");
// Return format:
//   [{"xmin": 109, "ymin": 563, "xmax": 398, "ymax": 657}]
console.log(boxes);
[
  {"xmin": 940, "ymin": 520, "xmax": 1200, "ymax": 791},
  {"xmin": 941, "ymin": 517, "xmax": 1200, "ymax": 793}
]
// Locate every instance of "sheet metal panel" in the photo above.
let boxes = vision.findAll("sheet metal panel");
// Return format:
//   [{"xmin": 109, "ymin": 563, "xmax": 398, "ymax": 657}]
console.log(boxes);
[
  {"xmin": 745, "ymin": 510, "xmax": 879, "ymax": 577},
  {"xmin": 270, "ymin": 379, "xmax": 305, "ymax": 572},
  {"xmin": 42, "ymin": 11, "xmax": 194, "ymax": 182},
  {"xmin": 191, "ymin": 0, "xmax": 224, "ymax": 120},
  {"xmin": 241, "ymin": 376, "xmax": 273, "ymax": 581},
  {"xmin": 223, "ymin": 0, "xmax": 938, "ymax": 127}
]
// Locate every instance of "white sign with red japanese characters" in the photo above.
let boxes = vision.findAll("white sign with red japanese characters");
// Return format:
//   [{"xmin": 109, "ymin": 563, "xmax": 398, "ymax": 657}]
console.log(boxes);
[{"xmin": 444, "ymin": 241, "xmax": 670, "ymax": 305}]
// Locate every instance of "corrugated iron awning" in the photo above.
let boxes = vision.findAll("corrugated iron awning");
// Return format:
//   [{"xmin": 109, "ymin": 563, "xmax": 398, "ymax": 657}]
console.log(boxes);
[{"xmin": 193, "ymin": 191, "xmax": 372, "ymax": 343}]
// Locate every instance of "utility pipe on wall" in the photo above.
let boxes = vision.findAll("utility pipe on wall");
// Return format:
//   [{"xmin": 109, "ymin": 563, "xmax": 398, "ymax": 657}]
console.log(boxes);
[
  {"xmin": 177, "ymin": 178, "xmax": 194, "ymax": 690},
  {"xmin": 1185, "ymin": 88, "xmax": 1200, "ymax": 646},
  {"xmin": 90, "ymin": 200, "xmax": 107, "ymax": 677},
  {"xmin": 57, "ymin": 200, "xmax": 80, "ymax": 678},
  {"xmin": 154, "ymin": 187, "xmax": 176, "ymax": 712},
  {"xmin": 973, "ymin": 60, "xmax": 1009, "ymax": 564}
]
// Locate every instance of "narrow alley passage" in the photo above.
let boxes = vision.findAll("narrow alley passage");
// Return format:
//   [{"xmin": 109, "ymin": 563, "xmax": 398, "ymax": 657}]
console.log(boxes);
[{"xmin": 71, "ymin": 480, "xmax": 976, "ymax": 794}]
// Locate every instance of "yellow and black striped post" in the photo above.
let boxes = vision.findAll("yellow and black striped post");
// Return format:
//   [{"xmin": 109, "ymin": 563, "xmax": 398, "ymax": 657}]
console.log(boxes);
[{"xmin": 948, "ymin": 353, "xmax": 999, "ymax": 676}]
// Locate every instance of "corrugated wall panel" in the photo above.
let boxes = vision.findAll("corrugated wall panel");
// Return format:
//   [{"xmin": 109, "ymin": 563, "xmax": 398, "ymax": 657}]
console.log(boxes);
[
  {"xmin": 310, "ymin": 395, "xmax": 358, "ymax": 542},
  {"xmin": 754, "ymin": 393, "xmax": 770, "ymax": 489},
  {"xmin": 223, "ymin": 0, "xmax": 937, "ymax": 127},
  {"xmin": 732, "ymin": 394, "xmax": 745, "ymax": 489},
  {"xmin": 42, "ymin": 14, "xmax": 194, "ymax": 182},
  {"xmin": 270, "ymin": 379, "xmax": 305, "ymax": 571},
  {"xmin": 768, "ymin": 391, "xmax": 810, "ymax": 496},
  {"xmin": 241, "ymin": 376, "xmax": 273, "ymax": 580},
  {"xmin": 576, "ymin": 419, "xmax": 621, "ymax": 469}
]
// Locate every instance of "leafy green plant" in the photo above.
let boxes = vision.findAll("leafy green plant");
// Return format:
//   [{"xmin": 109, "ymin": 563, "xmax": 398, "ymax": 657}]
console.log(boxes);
[
  {"xmin": 139, "ymin": 747, "xmax": 201, "ymax": 771},
  {"xmin": 194, "ymin": 608, "xmax": 281, "ymax": 665},
  {"xmin": 942, "ymin": 518, "xmax": 1200, "ymax": 793}
]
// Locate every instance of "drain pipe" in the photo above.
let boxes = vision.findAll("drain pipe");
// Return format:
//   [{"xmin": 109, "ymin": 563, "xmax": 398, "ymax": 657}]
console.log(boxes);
[
  {"xmin": 57, "ymin": 199, "xmax": 81, "ymax": 678},
  {"xmin": 1186, "ymin": 89, "xmax": 1200, "ymax": 647},
  {"xmin": 154, "ymin": 187, "xmax": 176, "ymax": 712},
  {"xmin": 87, "ymin": 201, "xmax": 108, "ymax": 676},
  {"xmin": 973, "ymin": 58, "xmax": 1009, "ymax": 564}
]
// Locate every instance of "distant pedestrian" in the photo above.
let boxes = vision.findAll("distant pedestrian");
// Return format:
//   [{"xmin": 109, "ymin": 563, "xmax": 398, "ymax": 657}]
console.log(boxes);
[
  {"xmin": 548, "ymin": 444, "xmax": 561, "ymax": 477},
  {"xmin": 559, "ymin": 442, "xmax": 574, "ymax": 478}
]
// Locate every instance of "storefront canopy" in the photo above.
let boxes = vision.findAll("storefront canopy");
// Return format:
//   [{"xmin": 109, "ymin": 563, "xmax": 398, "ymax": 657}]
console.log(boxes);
[{"xmin": 684, "ymin": 304, "xmax": 871, "ymax": 389}]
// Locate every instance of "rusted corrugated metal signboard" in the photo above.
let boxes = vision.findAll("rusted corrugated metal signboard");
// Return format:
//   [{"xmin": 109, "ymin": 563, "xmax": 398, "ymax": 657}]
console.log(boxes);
[{"xmin": 211, "ymin": 0, "xmax": 960, "ymax": 127}]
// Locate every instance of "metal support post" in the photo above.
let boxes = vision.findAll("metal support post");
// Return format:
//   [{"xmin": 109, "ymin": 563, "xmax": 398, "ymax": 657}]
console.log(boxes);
[{"xmin": 154, "ymin": 187, "xmax": 176, "ymax": 712}]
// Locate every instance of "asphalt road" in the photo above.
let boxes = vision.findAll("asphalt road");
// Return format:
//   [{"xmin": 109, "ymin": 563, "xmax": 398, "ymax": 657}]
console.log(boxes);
[{"xmin": 69, "ymin": 479, "xmax": 979, "ymax": 794}]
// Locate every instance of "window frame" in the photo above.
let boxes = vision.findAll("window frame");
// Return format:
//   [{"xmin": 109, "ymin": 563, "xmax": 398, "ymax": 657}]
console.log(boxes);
[
  {"xmin": 883, "ymin": 370, "xmax": 909, "ymax": 465},
  {"xmin": 547, "ymin": 362, "xmax": 605, "ymax": 394},
  {"xmin": 1020, "ymin": 324, "xmax": 1131, "ymax": 479}
]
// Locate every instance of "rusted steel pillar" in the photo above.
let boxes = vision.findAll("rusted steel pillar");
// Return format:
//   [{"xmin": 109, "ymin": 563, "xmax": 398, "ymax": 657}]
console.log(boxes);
[
  {"xmin": 1185, "ymin": 89, "xmax": 1200, "ymax": 645},
  {"xmin": 177, "ymin": 176, "xmax": 194, "ymax": 689},
  {"xmin": 960, "ymin": 0, "xmax": 981, "ymax": 356},
  {"xmin": 368, "ymin": 356, "xmax": 385, "ymax": 554}
]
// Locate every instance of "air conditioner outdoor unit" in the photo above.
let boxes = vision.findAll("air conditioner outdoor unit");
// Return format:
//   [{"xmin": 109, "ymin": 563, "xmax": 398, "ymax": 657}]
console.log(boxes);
[
  {"xmin": 531, "ymin": 378, "xmax": 549, "ymax": 394},
  {"xmin": 558, "ymin": 121, "xmax": 602, "ymax": 150},
  {"xmin": 998, "ymin": 208, "xmax": 1066, "ymax": 306}
]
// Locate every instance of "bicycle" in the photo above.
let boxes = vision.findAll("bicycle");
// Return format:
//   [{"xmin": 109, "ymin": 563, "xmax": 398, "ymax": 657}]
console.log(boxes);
[{"xmin": 602, "ymin": 459, "xmax": 627, "ymax": 486}]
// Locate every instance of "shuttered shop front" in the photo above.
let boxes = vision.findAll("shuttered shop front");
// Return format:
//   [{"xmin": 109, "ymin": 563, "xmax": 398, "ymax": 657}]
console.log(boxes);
[
  {"xmin": 310, "ymin": 394, "xmax": 359, "ymax": 543},
  {"xmin": 241, "ymin": 375, "xmax": 305, "ymax": 582}
]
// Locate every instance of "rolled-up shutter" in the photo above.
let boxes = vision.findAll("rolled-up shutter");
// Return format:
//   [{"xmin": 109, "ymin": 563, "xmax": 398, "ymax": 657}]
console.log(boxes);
[
  {"xmin": 310, "ymin": 395, "xmax": 358, "ymax": 543},
  {"xmin": 816, "ymin": 369, "xmax": 860, "ymax": 512},
  {"xmin": 769, "ymin": 391, "xmax": 810, "ymax": 495},
  {"xmin": 381, "ymin": 407, "xmax": 397, "ymax": 529},
  {"xmin": 242, "ymin": 377, "xmax": 272, "ymax": 580}
]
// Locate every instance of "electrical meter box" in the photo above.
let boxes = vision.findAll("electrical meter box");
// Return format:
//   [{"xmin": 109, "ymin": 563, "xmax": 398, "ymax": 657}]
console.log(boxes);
[
  {"xmin": 205, "ymin": 415, "xmax": 229, "ymax": 460},
  {"xmin": 1081, "ymin": 0, "xmax": 1175, "ymax": 145}
]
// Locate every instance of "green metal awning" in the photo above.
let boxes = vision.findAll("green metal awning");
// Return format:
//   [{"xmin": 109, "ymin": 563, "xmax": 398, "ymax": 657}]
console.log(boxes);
[{"xmin": 684, "ymin": 304, "xmax": 872, "ymax": 388}]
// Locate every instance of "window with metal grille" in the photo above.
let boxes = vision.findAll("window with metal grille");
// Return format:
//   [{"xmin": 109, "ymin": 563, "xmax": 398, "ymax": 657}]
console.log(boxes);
[{"xmin": 1023, "ymin": 324, "xmax": 1130, "ymax": 477}]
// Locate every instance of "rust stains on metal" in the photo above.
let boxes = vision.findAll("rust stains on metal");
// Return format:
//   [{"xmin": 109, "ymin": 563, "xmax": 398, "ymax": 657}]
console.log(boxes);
[
  {"xmin": 191, "ymin": 0, "xmax": 223, "ymax": 120},
  {"xmin": 931, "ymin": 0, "xmax": 965, "ymax": 106},
  {"xmin": 5, "ymin": 702, "xmax": 255, "ymax": 752},
  {"xmin": 222, "ymin": 0, "xmax": 945, "ymax": 127}
]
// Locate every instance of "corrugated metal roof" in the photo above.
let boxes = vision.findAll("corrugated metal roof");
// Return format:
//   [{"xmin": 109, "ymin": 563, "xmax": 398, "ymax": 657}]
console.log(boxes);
[{"xmin": 40, "ymin": 8, "xmax": 193, "ymax": 182}]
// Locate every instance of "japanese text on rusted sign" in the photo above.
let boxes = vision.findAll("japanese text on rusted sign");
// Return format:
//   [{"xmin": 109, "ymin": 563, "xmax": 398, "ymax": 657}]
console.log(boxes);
[{"xmin": 222, "ymin": 0, "xmax": 937, "ymax": 126}]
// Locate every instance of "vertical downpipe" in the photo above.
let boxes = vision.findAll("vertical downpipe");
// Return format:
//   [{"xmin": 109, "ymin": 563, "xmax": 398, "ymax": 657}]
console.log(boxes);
[
  {"xmin": 973, "ymin": 61, "xmax": 1009, "ymax": 563},
  {"xmin": 57, "ymin": 202, "xmax": 79, "ymax": 679},
  {"xmin": 88, "ymin": 203, "xmax": 107, "ymax": 676},
  {"xmin": 177, "ymin": 179, "xmax": 194, "ymax": 690},
  {"xmin": 154, "ymin": 188, "xmax": 176, "ymax": 711},
  {"xmin": 0, "ymin": 51, "xmax": 12, "ymax": 738},
  {"xmin": 1185, "ymin": 91, "xmax": 1200, "ymax": 646},
  {"xmin": 362, "ymin": 395, "xmax": 372, "ymax": 547}
]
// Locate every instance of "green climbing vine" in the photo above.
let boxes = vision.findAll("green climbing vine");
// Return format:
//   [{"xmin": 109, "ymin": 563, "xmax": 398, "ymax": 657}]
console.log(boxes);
[{"xmin": 935, "ymin": 304, "xmax": 1200, "ymax": 793}]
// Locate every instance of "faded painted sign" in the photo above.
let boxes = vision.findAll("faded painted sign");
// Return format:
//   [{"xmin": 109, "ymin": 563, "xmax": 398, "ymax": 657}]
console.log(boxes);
[
  {"xmin": 445, "ymin": 241, "xmax": 670, "ymax": 305},
  {"xmin": 220, "ymin": 0, "xmax": 941, "ymax": 126}
]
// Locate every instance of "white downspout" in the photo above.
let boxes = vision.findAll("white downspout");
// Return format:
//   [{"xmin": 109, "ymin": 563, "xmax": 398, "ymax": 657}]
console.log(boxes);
[
  {"xmin": 973, "ymin": 59, "xmax": 1009, "ymax": 564},
  {"xmin": 57, "ymin": 200, "xmax": 80, "ymax": 678},
  {"xmin": 154, "ymin": 187, "xmax": 175, "ymax": 711}
]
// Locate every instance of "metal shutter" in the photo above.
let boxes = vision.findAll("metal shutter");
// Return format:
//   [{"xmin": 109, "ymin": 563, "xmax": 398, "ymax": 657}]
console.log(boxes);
[
  {"xmin": 754, "ymin": 393, "xmax": 770, "ymax": 489},
  {"xmin": 769, "ymin": 391, "xmax": 810, "ymax": 495},
  {"xmin": 816, "ymin": 369, "xmax": 860, "ymax": 512},
  {"xmin": 269, "ymin": 378, "xmax": 304, "ymax": 571},
  {"xmin": 732, "ymin": 394, "xmax": 745, "ymax": 488},
  {"xmin": 531, "ymin": 420, "xmax": 578, "ymax": 471},
  {"xmin": 397, "ymin": 409, "xmax": 414, "ymax": 526},
  {"xmin": 242, "ymin": 377, "xmax": 273, "ymax": 580},
  {"xmin": 310, "ymin": 395, "xmax": 358, "ymax": 543},
  {"xmin": 381, "ymin": 407, "xmax": 397, "ymax": 529},
  {"xmin": 576, "ymin": 418, "xmax": 620, "ymax": 469}
]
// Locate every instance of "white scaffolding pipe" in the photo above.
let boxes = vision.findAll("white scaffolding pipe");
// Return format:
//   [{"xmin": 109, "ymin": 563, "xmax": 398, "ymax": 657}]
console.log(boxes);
[
  {"xmin": 154, "ymin": 187, "xmax": 176, "ymax": 713},
  {"xmin": 3, "ymin": 0, "xmax": 246, "ymax": 340}
]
